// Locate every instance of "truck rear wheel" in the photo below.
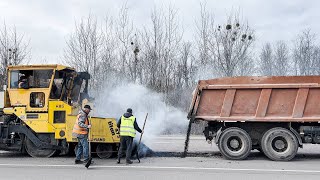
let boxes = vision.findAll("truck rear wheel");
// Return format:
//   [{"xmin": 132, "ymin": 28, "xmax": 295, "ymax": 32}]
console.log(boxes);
[
  {"xmin": 261, "ymin": 127, "xmax": 298, "ymax": 161},
  {"xmin": 218, "ymin": 127, "xmax": 252, "ymax": 160}
]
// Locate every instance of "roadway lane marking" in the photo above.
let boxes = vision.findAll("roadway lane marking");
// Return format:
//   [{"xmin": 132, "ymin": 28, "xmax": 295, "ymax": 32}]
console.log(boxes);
[{"xmin": 0, "ymin": 163, "xmax": 320, "ymax": 174}]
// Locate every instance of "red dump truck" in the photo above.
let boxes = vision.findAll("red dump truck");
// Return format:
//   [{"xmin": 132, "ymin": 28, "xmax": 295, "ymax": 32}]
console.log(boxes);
[{"xmin": 188, "ymin": 76, "xmax": 320, "ymax": 161}]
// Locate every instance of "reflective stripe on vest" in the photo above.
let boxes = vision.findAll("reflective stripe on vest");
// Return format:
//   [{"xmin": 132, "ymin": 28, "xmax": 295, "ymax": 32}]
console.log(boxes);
[
  {"xmin": 120, "ymin": 115, "xmax": 136, "ymax": 137},
  {"xmin": 72, "ymin": 114, "xmax": 89, "ymax": 135}
]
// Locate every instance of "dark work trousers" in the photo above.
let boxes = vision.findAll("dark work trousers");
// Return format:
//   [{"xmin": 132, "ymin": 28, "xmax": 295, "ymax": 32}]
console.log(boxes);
[{"xmin": 117, "ymin": 136, "xmax": 133, "ymax": 161}]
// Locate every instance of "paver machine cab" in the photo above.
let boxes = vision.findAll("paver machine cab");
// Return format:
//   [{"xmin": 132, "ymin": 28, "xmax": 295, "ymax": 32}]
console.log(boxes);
[{"xmin": 0, "ymin": 64, "xmax": 120, "ymax": 158}]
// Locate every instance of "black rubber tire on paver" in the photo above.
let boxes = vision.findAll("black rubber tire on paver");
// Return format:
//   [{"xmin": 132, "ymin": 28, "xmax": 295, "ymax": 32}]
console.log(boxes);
[
  {"xmin": 25, "ymin": 134, "xmax": 57, "ymax": 158},
  {"xmin": 96, "ymin": 144, "xmax": 113, "ymax": 159}
]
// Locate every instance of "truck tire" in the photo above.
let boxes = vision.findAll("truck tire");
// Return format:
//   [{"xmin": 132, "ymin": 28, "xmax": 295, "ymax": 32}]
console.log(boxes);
[
  {"xmin": 261, "ymin": 127, "xmax": 298, "ymax": 161},
  {"xmin": 218, "ymin": 127, "xmax": 252, "ymax": 160}
]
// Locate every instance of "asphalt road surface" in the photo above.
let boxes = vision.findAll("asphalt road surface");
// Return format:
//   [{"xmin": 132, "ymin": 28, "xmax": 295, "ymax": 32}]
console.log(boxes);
[{"xmin": 1, "ymin": 136, "xmax": 320, "ymax": 180}]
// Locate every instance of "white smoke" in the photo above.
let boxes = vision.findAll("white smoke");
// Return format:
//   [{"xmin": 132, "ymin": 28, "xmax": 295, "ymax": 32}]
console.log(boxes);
[{"xmin": 93, "ymin": 82, "xmax": 188, "ymax": 147}]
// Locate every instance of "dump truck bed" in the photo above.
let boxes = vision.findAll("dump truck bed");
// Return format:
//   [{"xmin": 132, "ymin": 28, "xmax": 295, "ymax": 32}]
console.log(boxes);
[{"xmin": 188, "ymin": 76, "xmax": 320, "ymax": 122}]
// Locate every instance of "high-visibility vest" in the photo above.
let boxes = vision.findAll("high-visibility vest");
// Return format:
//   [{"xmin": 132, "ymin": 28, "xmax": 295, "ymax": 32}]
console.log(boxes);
[
  {"xmin": 120, "ymin": 115, "xmax": 136, "ymax": 137},
  {"xmin": 72, "ymin": 114, "xmax": 89, "ymax": 135}
]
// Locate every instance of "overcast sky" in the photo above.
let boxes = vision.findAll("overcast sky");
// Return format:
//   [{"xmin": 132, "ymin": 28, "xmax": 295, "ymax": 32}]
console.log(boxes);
[{"xmin": 1, "ymin": 0, "xmax": 320, "ymax": 64}]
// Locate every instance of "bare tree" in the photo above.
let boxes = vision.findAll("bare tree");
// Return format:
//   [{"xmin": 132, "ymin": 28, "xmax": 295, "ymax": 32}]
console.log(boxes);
[
  {"xmin": 259, "ymin": 41, "xmax": 290, "ymax": 76},
  {"xmin": 140, "ymin": 7, "xmax": 163, "ymax": 90},
  {"xmin": 210, "ymin": 13, "xmax": 254, "ymax": 77},
  {"xmin": 193, "ymin": 2, "xmax": 218, "ymax": 80},
  {"xmin": 162, "ymin": 5, "xmax": 183, "ymax": 94},
  {"xmin": 195, "ymin": 6, "xmax": 255, "ymax": 77},
  {"xmin": 94, "ymin": 15, "xmax": 120, "ymax": 90},
  {"xmin": 175, "ymin": 42, "xmax": 195, "ymax": 89},
  {"xmin": 313, "ymin": 46, "xmax": 320, "ymax": 75},
  {"xmin": 292, "ymin": 29, "xmax": 318, "ymax": 75},
  {"xmin": 141, "ymin": 5, "xmax": 183, "ymax": 94},
  {"xmin": 195, "ymin": 2, "xmax": 213, "ymax": 66},
  {"xmin": 116, "ymin": 3, "xmax": 136, "ymax": 81},
  {"xmin": 236, "ymin": 54, "xmax": 256, "ymax": 76},
  {"xmin": 273, "ymin": 41, "xmax": 289, "ymax": 76},
  {"xmin": 0, "ymin": 22, "xmax": 30, "ymax": 86},
  {"xmin": 63, "ymin": 15, "xmax": 103, "ymax": 90},
  {"xmin": 259, "ymin": 42, "xmax": 273, "ymax": 75}
]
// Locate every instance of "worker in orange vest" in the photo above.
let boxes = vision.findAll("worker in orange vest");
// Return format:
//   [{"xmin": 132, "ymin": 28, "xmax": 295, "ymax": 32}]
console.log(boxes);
[{"xmin": 72, "ymin": 105, "xmax": 92, "ymax": 164}]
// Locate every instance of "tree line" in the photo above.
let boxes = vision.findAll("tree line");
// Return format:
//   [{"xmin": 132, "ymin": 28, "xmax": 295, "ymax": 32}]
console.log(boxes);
[{"xmin": 1, "ymin": 3, "xmax": 320, "ymax": 111}]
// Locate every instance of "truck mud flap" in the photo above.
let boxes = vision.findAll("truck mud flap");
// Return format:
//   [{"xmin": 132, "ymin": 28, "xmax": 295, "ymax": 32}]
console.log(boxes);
[
  {"xmin": 289, "ymin": 126, "xmax": 303, "ymax": 148},
  {"xmin": 214, "ymin": 127, "xmax": 223, "ymax": 144}
]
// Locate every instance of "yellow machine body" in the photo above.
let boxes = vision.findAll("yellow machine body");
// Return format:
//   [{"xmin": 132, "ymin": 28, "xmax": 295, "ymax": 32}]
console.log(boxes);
[{"xmin": 1, "ymin": 64, "xmax": 119, "ymax": 158}]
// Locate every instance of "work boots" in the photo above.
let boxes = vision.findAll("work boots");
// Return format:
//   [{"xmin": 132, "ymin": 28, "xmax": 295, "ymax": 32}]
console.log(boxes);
[
  {"xmin": 75, "ymin": 160, "xmax": 83, "ymax": 164},
  {"xmin": 116, "ymin": 158, "xmax": 133, "ymax": 165}
]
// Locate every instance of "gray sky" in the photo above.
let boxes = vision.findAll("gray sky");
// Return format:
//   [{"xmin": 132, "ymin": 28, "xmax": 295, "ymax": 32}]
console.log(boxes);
[{"xmin": 1, "ymin": 0, "xmax": 320, "ymax": 64}]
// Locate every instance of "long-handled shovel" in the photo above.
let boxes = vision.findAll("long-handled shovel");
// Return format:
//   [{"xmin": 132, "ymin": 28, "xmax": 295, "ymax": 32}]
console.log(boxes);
[
  {"xmin": 136, "ymin": 113, "xmax": 148, "ymax": 163},
  {"xmin": 85, "ymin": 117, "xmax": 92, "ymax": 169}
]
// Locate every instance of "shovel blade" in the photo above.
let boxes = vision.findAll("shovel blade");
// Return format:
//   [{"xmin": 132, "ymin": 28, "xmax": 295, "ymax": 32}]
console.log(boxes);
[{"xmin": 85, "ymin": 157, "xmax": 92, "ymax": 168}]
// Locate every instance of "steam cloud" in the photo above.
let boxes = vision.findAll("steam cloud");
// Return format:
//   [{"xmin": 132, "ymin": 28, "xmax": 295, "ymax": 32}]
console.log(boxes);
[{"xmin": 93, "ymin": 83, "xmax": 189, "ymax": 149}]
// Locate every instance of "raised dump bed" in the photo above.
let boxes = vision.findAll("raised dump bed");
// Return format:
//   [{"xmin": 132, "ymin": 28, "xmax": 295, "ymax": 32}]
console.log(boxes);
[{"xmin": 188, "ymin": 76, "xmax": 320, "ymax": 161}]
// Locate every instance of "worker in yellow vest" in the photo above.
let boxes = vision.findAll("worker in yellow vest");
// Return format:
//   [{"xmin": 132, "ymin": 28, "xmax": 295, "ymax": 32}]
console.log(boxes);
[
  {"xmin": 117, "ymin": 108, "xmax": 142, "ymax": 164},
  {"xmin": 72, "ymin": 105, "xmax": 92, "ymax": 164}
]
